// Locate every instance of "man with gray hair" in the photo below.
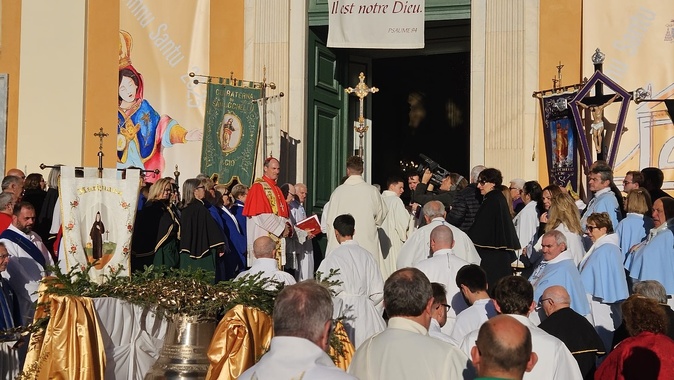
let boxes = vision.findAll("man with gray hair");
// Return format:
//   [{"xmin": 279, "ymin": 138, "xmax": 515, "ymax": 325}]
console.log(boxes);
[
  {"xmin": 612, "ymin": 280, "xmax": 674, "ymax": 346},
  {"xmin": 510, "ymin": 178, "xmax": 526, "ymax": 214},
  {"xmin": 349, "ymin": 268, "xmax": 472, "ymax": 379},
  {"xmin": 239, "ymin": 281, "xmax": 356, "ymax": 379},
  {"xmin": 0, "ymin": 193, "xmax": 14, "ymax": 233},
  {"xmin": 1, "ymin": 176, "xmax": 23, "ymax": 203},
  {"xmin": 447, "ymin": 165, "xmax": 485, "ymax": 231},
  {"xmin": 528, "ymin": 230, "xmax": 590, "ymax": 322},
  {"xmin": 397, "ymin": 200, "xmax": 479, "ymax": 269}
]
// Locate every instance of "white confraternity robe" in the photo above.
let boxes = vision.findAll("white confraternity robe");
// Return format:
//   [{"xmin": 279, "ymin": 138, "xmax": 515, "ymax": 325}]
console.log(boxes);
[
  {"xmin": 325, "ymin": 175, "xmax": 387, "ymax": 260},
  {"xmin": 397, "ymin": 217, "xmax": 480, "ymax": 269},
  {"xmin": 513, "ymin": 200, "xmax": 539, "ymax": 251},
  {"xmin": 414, "ymin": 248, "xmax": 471, "ymax": 334},
  {"xmin": 235, "ymin": 257, "xmax": 296, "ymax": 290},
  {"xmin": 349, "ymin": 317, "xmax": 472, "ymax": 380},
  {"xmin": 460, "ymin": 314, "xmax": 583, "ymax": 380},
  {"xmin": 317, "ymin": 240, "xmax": 385, "ymax": 348},
  {"xmin": 239, "ymin": 336, "xmax": 357, "ymax": 380},
  {"xmin": 378, "ymin": 190, "xmax": 411, "ymax": 279}
]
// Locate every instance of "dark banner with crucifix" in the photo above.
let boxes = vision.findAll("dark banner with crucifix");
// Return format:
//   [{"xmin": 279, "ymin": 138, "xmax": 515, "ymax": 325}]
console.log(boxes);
[
  {"xmin": 201, "ymin": 82, "xmax": 262, "ymax": 186},
  {"xmin": 539, "ymin": 92, "xmax": 581, "ymax": 192}
]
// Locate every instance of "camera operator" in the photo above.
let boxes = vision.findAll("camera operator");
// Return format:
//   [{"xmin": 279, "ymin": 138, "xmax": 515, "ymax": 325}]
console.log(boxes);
[{"xmin": 414, "ymin": 169, "xmax": 456, "ymax": 210}]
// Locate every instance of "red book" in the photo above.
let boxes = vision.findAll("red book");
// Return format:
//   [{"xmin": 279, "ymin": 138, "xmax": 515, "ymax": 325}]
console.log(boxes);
[{"xmin": 296, "ymin": 214, "xmax": 321, "ymax": 233}]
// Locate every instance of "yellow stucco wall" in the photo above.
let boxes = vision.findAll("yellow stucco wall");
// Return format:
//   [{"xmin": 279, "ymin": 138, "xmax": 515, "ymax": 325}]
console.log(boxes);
[
  {"xmin": 0, "ymin": 0, "xmax": 21, "ymax": 172},
  {"xmin": 538, "ymin": 0, "xmax": 583, "ymax": 186},
  {"xmin": 212, "ymin": 0, "xmax": 244, "ymax": 78}
]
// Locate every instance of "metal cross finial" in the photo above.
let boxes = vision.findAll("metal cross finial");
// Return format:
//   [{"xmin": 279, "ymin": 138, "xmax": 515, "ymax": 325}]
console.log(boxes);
[
  {"xmin": 556, "ymin": 61, "xmax": 564, "ymax": 86},
  {"xmin": 346, "ymin": 72, "xmax": 378, "ymax": 159},
  {"xmin": 94, "ymin": 127, "xmax": 109, "ymax": 152}
]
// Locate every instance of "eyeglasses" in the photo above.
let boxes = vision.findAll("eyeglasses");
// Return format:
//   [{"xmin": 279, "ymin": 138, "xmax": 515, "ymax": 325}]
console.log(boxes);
[
  {"xmin": 536, "ymin": 298, "xmax": 553, "ymax": 310},
  {"xmin": 477, "ymin": 180, "xmax": 487, "ymax": 185},
  {"xmin": 163, "ymin": 188, "xmax": 173, "ymax": 193},
  {"xmin": 586, "ymin": 225, "xmax": 598, "ymax": 232},
  {"xmin": 0, "ymin": 254, "xmax": 9, "ymax": 260},
  {"xmin": 622, "ymin": 180, "xmax": 633, "ymax": 185},
  {"xmin": 436, "ymin": 303, "xmax": 451, "ymax": 312}
]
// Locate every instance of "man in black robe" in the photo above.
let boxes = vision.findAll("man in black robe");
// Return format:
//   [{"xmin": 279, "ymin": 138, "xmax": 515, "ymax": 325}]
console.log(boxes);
[{"xmin": 538, "ymin": 285, "xmax": 604, "ymax": 380}]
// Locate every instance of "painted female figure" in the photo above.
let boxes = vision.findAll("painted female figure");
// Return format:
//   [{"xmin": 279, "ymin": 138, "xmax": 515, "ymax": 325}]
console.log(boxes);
[{"xmin": 90, "ymin": 212, "xmax": 105, "ymax": 260}]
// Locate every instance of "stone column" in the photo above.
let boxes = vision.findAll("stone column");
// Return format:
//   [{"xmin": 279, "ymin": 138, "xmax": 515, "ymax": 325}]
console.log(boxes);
[{"xmin": 471, "ymin": 0, "xmax": 540, "ymax": 180}]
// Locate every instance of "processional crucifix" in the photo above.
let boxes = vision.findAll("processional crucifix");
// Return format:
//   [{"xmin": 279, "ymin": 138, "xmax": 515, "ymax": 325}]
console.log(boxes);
[
  {"xmin": 346, "ymin": 72, "xmax": 378, "ymax": 161},
  {"xmin": 94, "ymin": 127, "xmax": 109, "ymax": 178}
]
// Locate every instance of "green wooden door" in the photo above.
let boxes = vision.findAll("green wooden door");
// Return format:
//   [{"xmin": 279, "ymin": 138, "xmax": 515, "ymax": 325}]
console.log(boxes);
[{"xmin": 306, "ymin": 30, "xmax": 349, "ymax": 217}]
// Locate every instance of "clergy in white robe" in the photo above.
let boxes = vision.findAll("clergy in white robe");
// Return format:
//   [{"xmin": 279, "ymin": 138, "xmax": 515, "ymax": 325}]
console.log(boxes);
[
  {"xmin": 450, "ymin": 264, "xmax": 498, "ymax": 345},
  {"xmin": 318, "ymin": 214, "xmax": 385, "ymax": 348},
  {"xmin": 239, "ymin": 281, "xmax": 356, "ymax": 380},
  {"xmin": 397, "ymin": 201, "xmax": 480, "ymax": 269},
  {"xmin": 513, "ymin": 199, "xmax": 539, "ymax": 252},
  {"xmin": 628, "ymin": 198, "xmax": 674, "ymax": 304},
  {"xmin": 528, "ymin": 231, "xmax": 590, "ymax": 322},
  {"xmin": 235, "ymin": 236, "xmax": 296, "ymax": 290},
  {"xmin": 324, "ymin": 157, "xmax": 387, "ymax": 260},
  {"xmin": 379, "ymin": 178, "xmax": 412, "ymax": 279},
  {"xmin": 242, "ymin": 158, "xmax": 291, "ymax": 267},
  {"xmin": 414, "ymin": 225, "xmax": 471, "ymax": 334},
  {"xmin": 578, "ymin": 222, "xmax": 629, "ymax": 351},
  {"xmin": 348, "ymin": 268, "xmax": 472, "ymax": 380},
  {"xmin": 459, "ymin": 276, "xmax": 583, "ymax": 380}
]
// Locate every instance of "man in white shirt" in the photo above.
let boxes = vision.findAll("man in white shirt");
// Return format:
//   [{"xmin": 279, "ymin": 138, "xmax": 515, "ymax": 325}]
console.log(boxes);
[
  {"xmin": 235, "ymin": 236, "xmax": 296, "ymax": 289},
  {"xmin": 239, "ymin": 281, "xmax": 357, "ymax": 380},
  {"xmin": 460, "ymin": 276, "xmax": 583, "ymax": 380},
  {"xmin": 397, "ymin": 200, "xmax": 480, "ymax": 269},
  {"xmin": 348, "ymin": 267, "xmax": 472, "ymax": 380},
  {"xmin": 471, "ymin": 315, "xmax": 538, "ymax": 379},
  {"xmin": 429, "ymin": 282, "xmax": 453, "ymax": 343},
  {"xmin": 414, "ymin": 225, "xmax": 471, "ymax": 334},
  {"xmin": 317, "ymin": 214, "xmax": 385, "ymax": 348},
  {"xmin": 450, "ymin": 264, "xmax": 497, "ymax": 345},
  {"xmin": 0, "ymin": 202, "xmax": 53, "ymax": 325}
]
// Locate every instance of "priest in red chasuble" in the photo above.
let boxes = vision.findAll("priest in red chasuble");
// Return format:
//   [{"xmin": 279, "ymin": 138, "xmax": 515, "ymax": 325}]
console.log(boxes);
[{"xmin": 243, "ymin": 157, "xmax": 291, "ymax": 269}]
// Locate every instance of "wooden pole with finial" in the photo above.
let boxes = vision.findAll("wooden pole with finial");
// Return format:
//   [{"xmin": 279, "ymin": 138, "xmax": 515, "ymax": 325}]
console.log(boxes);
[{"xmin": 94, "ymin": 127, "xmax": 109, "ymax": 178}]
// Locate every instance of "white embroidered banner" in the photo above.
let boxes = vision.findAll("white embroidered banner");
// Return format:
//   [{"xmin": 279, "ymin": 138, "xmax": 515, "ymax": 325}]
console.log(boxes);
[
  {"xmin": 258, "ymin": 95, "xmax": 283, "ymax": 160},
  {"xmin": 327, "ymin": 0, "xmax": 425, "ymax": 49},
  {"xmin": 58, "ymin": 167, "xmax": 141, "ymax": 283}
]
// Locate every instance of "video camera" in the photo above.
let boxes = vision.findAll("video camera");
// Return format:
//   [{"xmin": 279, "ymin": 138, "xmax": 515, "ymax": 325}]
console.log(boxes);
[{"xmin": 416, "ymin": 154, "xmax": 451, "ymax": 188}]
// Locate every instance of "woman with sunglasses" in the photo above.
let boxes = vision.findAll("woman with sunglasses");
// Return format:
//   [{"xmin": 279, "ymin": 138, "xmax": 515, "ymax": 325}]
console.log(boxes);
[
  {"xmin": 578, "ymin": 212, "xmax": 629, "ymax": 352},
  {"xmin": 468, "ymin": 168, "xmax": 520, "ymax": 291},
  {"xmin": 130, "ymin": 178, "xmax": 180, "ymax": 272}
]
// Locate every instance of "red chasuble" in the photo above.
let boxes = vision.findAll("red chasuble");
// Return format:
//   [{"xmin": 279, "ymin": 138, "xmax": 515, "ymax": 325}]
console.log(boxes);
[{"xmin": 243, "ymin": 176, "xmax": 289, "ymax": 218}]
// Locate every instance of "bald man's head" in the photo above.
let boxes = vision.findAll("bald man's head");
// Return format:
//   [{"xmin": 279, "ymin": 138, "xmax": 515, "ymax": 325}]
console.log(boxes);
[
  {"xmin": 253, "ymin": 236, "xmax": 277, "ymax": 259},
  {"xmin": 472, "ymin": 315, "xmax": 536, "ymax": 379},
  {"xmin": 540, "ymin": 285, "xmax": 571, "ymax": 317},
  {"xmin": 6, "ymin": 169, "xmax": 25, "ymax": 180},
  {"xmin": 430, "ymin": 225, "xmax": 455, "ymax": 252}
]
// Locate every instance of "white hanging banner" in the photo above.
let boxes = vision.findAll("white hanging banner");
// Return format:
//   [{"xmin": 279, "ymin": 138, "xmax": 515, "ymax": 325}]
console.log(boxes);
[
  {"xmin": 258, "ymin": 95, "xmax": 283, "ymax": 160},
  {"xmin": 327, "ymin": 0, "xmax": 425, "ymax": 49},
  {"xmin": 58, "ymin": 167, "xmax": 141, "ymax": 283}
]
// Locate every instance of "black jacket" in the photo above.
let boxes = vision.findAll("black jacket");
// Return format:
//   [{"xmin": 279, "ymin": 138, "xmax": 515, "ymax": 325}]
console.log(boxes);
[{"xmin": 446, "ymin": 183, "xmax": 483, "ymax": 232}]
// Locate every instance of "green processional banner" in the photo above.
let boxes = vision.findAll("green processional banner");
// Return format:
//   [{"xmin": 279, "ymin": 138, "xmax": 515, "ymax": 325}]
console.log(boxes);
[{"xmin": 201, "ymin": 83, "xmax": 262, "ymax": 186}]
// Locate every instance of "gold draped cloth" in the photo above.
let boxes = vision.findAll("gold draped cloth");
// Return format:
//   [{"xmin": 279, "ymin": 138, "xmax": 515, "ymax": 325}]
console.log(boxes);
[
  {"xmin": 329, "ymin": 320, "xmax": 355, "ymax": 371},
  {"xmin": 205, "ymin": 305, "xmax": 355, "ymax": 379},
  {"xmin": 23, "ymin": 289, "xmax": 106, "ymax": 379},
  {"xmin": 205, "ymin": 305, "xmax": 273, "ymax": 380}
]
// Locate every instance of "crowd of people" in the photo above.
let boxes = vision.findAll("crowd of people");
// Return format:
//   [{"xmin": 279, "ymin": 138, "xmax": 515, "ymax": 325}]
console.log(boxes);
[{"xmin": 2, "ymin": 157, "xmax": 674, "ymax": 379}]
